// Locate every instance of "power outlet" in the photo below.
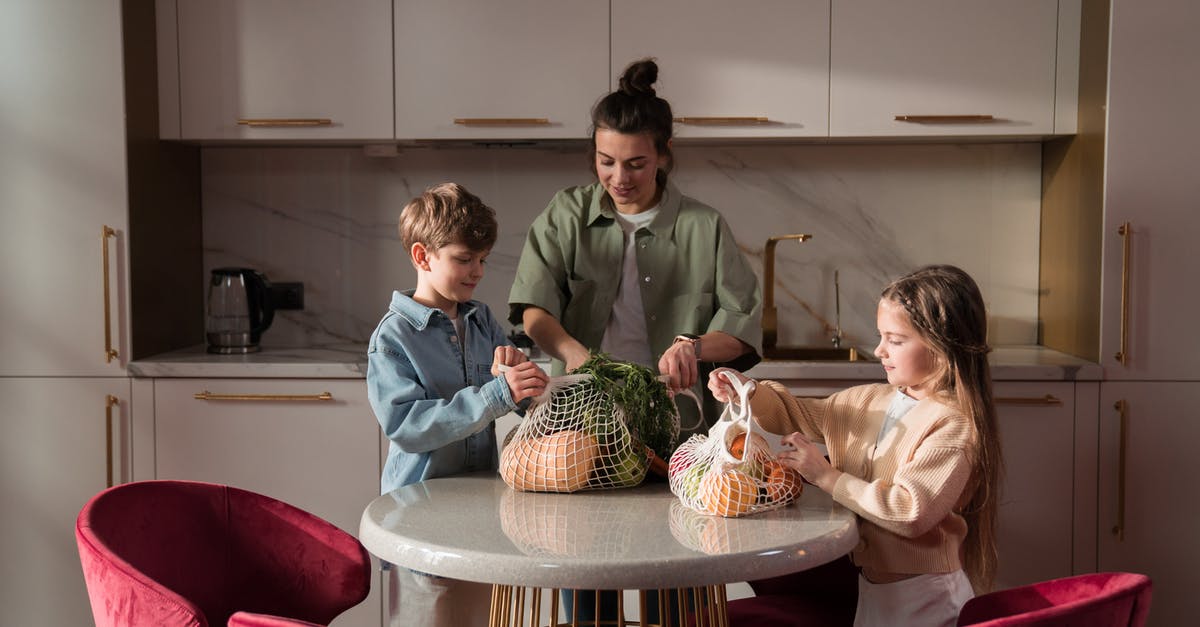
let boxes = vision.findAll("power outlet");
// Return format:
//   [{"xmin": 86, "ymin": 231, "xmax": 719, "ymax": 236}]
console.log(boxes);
[{"xmin": 270, "ymin": 282, "xmax": 304, "ymax": 310}]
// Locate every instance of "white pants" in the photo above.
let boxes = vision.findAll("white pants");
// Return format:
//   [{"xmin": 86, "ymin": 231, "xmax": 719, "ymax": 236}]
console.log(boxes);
[
  {"xmin": 853, "ymin": 570, "xmax": 974, "ymax": 627},
  {"xmin": 387, "ymin": 567, "xmax": 492, "ymax": 627}
]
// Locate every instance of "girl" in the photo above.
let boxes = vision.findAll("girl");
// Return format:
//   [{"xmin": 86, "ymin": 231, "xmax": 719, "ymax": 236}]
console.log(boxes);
[{"xmin": 710, "ymin": 264, "xmax": 1002, "ymax": 627}]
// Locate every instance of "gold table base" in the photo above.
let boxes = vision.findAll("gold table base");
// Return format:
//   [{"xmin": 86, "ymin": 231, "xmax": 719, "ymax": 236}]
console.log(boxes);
[{"xmin": 489, "ymin": 585, "xmax": 730, "ymax": 627}]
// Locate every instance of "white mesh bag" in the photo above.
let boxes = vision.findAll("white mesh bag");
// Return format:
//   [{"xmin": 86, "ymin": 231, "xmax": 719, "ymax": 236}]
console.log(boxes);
[
  {"xmin": 499, "ymin": 357, "xmax": 694, "ymax": 492},
  {"xmin": 668, "ymin": 371, "xmax": 804, "ymax": 517}
]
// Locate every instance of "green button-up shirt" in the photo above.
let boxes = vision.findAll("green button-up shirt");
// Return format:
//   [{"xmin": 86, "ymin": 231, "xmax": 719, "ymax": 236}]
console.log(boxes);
[{"xmin": 508, "ymin": 179, "xmax": 762, "ymax": 434}]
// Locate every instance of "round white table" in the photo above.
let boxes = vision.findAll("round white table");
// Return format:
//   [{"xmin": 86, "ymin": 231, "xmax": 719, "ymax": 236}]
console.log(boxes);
[{"xmin": 360, "ymin": 472, "xmax": 858, "ymax": 626}]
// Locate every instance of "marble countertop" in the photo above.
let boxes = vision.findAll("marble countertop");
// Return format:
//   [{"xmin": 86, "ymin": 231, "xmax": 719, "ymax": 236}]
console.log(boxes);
[
  {"xmin": 130, "ymin": 343, "xmax": 1102, "ymax": 381},
  {"xmin": 359, "ymin": 472, "xmax": 858, "ymax": 589}
]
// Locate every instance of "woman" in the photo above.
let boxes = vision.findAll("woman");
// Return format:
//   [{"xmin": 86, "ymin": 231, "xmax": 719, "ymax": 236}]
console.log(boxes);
[{"xmin": 508, "ymin": 58, "xmax": 762, "ymax": 439}]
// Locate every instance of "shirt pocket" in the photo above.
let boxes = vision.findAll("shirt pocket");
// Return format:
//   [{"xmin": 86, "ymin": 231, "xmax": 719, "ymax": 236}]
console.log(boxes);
[{"xmin": 475, "ymin": 363, "xmax": 495, "ymax": 385}]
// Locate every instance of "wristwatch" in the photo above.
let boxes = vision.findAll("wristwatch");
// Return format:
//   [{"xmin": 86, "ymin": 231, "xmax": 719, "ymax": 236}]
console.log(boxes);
[{"xmin": 673, "ymin": 333, "xmax": 702, "ymax": 361}]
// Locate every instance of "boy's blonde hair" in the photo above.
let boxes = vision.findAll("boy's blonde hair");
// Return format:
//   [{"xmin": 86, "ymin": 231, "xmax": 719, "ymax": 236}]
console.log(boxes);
[{"xmin": 399, "ymin": 182, "xmax": 497, "ymax": 254}]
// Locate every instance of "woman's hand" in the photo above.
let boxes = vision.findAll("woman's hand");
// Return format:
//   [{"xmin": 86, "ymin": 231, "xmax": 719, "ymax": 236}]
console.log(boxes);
[
  {"xmin": 778, "ymin": 432, "xmax": 840, "ymax": 493},
  {"xmin": 491, "ymin": 346, "xmax": 528, "ymax": 377},
  {"xmin": 562, "ymin": 341, "xmax": 591, "ymax": 372},
  {"xmin": 500, "ymin": 360, "xmax": 549, "ymax": 404},
  {"xmin": 707, "ymin": 367, "xmax": 755, "ymax": 403},
  {"xmin": 659, "ymin": 341, "xmax": 700, "ymax": 391}
]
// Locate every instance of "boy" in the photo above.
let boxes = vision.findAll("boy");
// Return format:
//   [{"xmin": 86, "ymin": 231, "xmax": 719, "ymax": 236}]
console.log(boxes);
[{"xmin": 367, "ymin": 182, "xmax": 548, "ymax": 627}]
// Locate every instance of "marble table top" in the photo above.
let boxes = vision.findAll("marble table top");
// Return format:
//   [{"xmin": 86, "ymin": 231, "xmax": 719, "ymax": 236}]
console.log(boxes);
[{"xmin": 359, "ymin": 472, "xmax": 859, "ymax": 590}]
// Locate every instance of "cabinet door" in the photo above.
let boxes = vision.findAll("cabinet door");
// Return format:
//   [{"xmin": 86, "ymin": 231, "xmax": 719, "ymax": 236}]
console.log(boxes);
[
  {"xmin": 992, "ymin": 382, "xmax": 1076, "ymax": 589},
  {"xmin": 611, "ymin": 0, "xmax": 830, "ymax": 139},
  {"xmin": 1099, "ymin": 0, "xmax": 1200, "ymax": 380},
  {"xmin": 0, "ymin": 378, "xmax": 131, "ymax": 626},
  {"xmin": 175, "ymin": 0, "xmax": 393, "ymax": 140},
  {"xmin": 154, "ymin": 378, "xmax": 381, "ymax": 627},
  {"xmin": 1099, "ymin": 382, "xmax": 1200, "ymax": 623},
  {"xmin": 394, "ymin": 0, "xmax": 608, "ymax": 140},
  {"xmin": 0, "ymin": 0, "xmax": 128, "ymax": 376},
  {"xmin": 830, "ymin": 0, "xmax": 1059, "ymax": 136}
]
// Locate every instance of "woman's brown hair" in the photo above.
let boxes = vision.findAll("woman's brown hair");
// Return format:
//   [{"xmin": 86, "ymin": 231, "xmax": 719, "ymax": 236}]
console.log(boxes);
[
  {"xmin": 881, "ymin": 264, "xmax": 1003, "ymax": 592},
  {"xmin": 589, "ymin": 58, "xmax": 674, "ymax": 175}
]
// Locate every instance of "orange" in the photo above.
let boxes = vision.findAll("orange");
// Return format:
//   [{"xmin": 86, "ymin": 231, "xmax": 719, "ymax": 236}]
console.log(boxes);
[
  {"xmin": 764, "ymin": 460, "xmax": 803, "ymax": 503},
  {"xmin": 700, "ymin": 469, "xmax": 758, "ymax": 517}
]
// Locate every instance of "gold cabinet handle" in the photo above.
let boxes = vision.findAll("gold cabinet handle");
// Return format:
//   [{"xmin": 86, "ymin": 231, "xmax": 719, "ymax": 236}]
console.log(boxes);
[
  {"xmin": 1115, "ymin": 222, "xmax": 1132, "ymax": 365},
  {"xmin": 453, "ymin": 118, "xmax": 550, "ymax": 126},
  {"xmin": 193, "ymin": 391, "xmax": 334, "ymax": 402},
  {"xmin": 894, "ymin": 115, "xmax": 995, "ymax": 123},
  {"xmin": 1112, "ymin": 399, "xmax": 1128, "ymax": 541},
  {"xmin": 101, "ymin": 225, "xmax": 119, "ymax": 363},
  {"xmin": 237, "ymin": 118, "xmax": 333, "ymax": 127},
  {"xmin": 105, "ymin": 395, "xmax": 119, "ymax": 488},
  {"xmin": 996, "ymin": 395, "xmax": 1063, "ymax": 406},
  {"xmin": 673, "ymin": 116, "xmax": 771, "ymax": 125}
]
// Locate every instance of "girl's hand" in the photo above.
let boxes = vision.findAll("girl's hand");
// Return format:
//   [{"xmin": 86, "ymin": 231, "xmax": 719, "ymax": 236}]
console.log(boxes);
[
  {"xmin": 659, "ymin": 341, "xmax": 700, "ymax": 391},
  {"xmin": 707, "ymin": 368, "xmax": 755, "ymax": 403},
  {"xmin": 501, "ymin": 361, "xmax": 549, "ymax": 404},
  {"xmin": 491, "ymin": 346, "xmax": 529, "ymax": 376},
  {"xmin": 778, "ymin": 432, "xmax": 840, "ymax": 493}
]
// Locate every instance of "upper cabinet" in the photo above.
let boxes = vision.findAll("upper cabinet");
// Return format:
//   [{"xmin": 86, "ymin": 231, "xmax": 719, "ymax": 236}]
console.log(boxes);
[
  {"xmin": 829, "ymin": 0, "xmax": 1073, "ymax": 137},
  {"xmin": 157, "ymin": 1, "xmax": 1079, "ymax": 142},
  {"xmin": 611, "ymin": 0, "xmax": 830, "ymax": 139},
  {"xmin": 161, "ymin": 0, "xmax": 393, "ymax": 141},
  {"xmin": 393, "ymin": 0, "xmax": 608, "ymax": 140}
]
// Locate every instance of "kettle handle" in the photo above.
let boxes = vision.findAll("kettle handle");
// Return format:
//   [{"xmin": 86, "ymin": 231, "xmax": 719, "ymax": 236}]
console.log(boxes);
[{"xmin": 243, "ymin": 270, "xmax": 275, "ymax": 342}]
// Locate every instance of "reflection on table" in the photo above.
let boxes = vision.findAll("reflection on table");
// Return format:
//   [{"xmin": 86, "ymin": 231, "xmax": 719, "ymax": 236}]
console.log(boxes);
[{"xmin": 360, "ymin": 472, "xmax": 858, "ymax": 626}]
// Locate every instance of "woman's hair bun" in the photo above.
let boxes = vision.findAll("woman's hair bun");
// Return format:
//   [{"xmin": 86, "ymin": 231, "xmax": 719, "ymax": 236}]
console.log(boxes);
[{"xmin": 618, "ymin": 59, "xmax": 659, "ymax": 98}]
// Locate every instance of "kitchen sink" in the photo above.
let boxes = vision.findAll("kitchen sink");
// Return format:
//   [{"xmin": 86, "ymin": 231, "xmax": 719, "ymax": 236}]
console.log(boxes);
[{"xmin": 762, "ymin": 346, "xmax": 869, "ymax": 361}]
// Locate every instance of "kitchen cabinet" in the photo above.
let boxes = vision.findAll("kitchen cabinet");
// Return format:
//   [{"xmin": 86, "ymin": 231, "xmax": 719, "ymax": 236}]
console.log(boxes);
[
  {"xmin": 611, "ymin": 0, "xmax": 830, "ymax": 139},
  {"xmin": 829, "ymin": 0, "xmax": 1073, "ymax": 137},
  {"xmin": 992, "ymin": 382, "xmax": 1087, "ymax": 590},
  {"xmin": 1091, "ymin": 2, "xmax": 1200, "ymax": 623},
  {"xmin": 1098, "ymin": 0, "xmax": 1200, "ymax": 382},
  {"xmin": 1098, "ymin": 383, "xmax": 1200, "ymax": 624},
  {"xmin": 0, "ymin": 378, "xmax": 132, "ymax": 626},
  {"xmin": 393, "ymin": 0, "xmax": 608, "ymax": 140},
  {"xmin": 0, "ymin": 0, "xmax": 132, "ymax": 623},
  {"xmin": 161, "ymin": 0, "xmax": 393, "ymax": 141},
  {"xmin": 152, "ymin": 378, "xmax": 382, "ymax": 627}
]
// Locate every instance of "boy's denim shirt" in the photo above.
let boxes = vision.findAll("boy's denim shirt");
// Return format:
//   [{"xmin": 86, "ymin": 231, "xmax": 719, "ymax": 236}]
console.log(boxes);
[{"xmin": 367, "ymin": 289, "xmax": 518, "ymax": 494}]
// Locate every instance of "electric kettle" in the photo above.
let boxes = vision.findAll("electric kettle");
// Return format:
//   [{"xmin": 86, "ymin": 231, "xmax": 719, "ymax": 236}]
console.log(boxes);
[{"xmin": 206, "ymin": 268, "xmax": 274, "ymax": 354}]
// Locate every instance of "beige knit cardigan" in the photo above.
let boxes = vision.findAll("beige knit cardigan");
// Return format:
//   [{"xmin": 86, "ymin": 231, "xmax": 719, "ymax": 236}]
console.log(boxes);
[{"xmin": 751, "ymin": 381, "xmax": 978, "ymax": 578}]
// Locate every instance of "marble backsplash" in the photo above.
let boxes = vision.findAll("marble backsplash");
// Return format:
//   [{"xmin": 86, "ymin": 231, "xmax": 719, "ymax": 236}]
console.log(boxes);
[{"xmin": 201, "ymin": 141, "xmax": 1041, "ymax": 355}]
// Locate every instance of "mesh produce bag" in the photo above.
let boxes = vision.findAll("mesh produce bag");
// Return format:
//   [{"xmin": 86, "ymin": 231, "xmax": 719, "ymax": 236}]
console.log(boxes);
[
  {"xmin": 499, "ymin": 355, "xmax": 695, "ymax": 493},
  {"xmin": 669, "ymin": 371, "xmax": 804, "ymax": 517}
]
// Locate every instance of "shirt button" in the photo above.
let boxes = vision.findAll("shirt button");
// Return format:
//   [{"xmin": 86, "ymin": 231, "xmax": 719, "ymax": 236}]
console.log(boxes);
[
  {"xmin": 643, "ymin": 276, "xmax": 652, "ymax": 283},
  {"xmin": 450, "ymin": 335, "xmax": 458, "ymax": 344},
  {"xmin": 649, "ymin": 314, "xmax": 657, "ymax": 321},
  {"xmin": 639, "ymin": 243, "xmax": 647, "ymax": 249}
]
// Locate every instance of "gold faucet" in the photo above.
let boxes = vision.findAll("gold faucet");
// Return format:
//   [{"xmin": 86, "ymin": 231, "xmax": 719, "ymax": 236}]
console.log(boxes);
[{"xmin": 762, "ymin": 234, "xmax": 812, "ymax": 352}]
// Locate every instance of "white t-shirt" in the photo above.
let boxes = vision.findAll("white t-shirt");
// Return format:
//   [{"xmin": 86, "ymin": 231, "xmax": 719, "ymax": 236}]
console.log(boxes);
[
  {"xmin": 600, "ymin": 207, "xmax": 659, "ymax": 367},
  {"xmin": 877, "ymin": 389, "xmax": 920, "ymax": 447}
]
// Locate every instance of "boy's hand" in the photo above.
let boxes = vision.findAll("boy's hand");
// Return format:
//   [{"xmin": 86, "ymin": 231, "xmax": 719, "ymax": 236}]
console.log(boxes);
[
  {"xmin": 491, "ymin": 346, "xmax": 528, "ymax": 377},
  {"xmin": 501, "ymin": 361, "xmax": 549, "ymax": 404}
]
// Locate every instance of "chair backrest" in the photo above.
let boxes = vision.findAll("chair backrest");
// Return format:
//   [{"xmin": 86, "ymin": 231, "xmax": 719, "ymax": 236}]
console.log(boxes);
[
  {"xmin": 956, "ymin": 572, "xmax": 1153, "ymax": 626},
  {"xmin": 76, "ymin": 480, "xmax": 371, "ymax": 627}
]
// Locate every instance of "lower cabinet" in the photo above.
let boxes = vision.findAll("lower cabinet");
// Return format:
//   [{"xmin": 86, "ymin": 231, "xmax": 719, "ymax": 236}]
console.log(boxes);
[
  {"xmin": 0, "ymin": 377, "xmax": 131, "ymax": 626},
  {"xmin": 1098, "ymin": 382, "xmax": 1200, "ymax": 624},
  {"xmin": 992, "ymin": 382, "xmax": 1087, "ymax": 590},
  {"xmin": 152, "ymin": 378, "xmax": 383, "ymax": 627}
]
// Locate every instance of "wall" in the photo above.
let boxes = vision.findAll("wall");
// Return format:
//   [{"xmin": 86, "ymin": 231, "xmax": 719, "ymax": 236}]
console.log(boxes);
[{"xmin": 201, "ymin": 141, "xmax": 1042, "ymax": 354}]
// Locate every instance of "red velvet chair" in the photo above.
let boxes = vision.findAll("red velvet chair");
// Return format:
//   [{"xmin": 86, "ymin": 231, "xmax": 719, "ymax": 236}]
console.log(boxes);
[
  {"xmin": 727, "ymin": 555, "xmax": 859, "ymax": 626},
  {"xmin": 956, "ymin": 572, "xmax": 1153, "ymax": 626},
  {"xmin": 75, "ymin": 480, "xmax": 371, "ymax": 626}
]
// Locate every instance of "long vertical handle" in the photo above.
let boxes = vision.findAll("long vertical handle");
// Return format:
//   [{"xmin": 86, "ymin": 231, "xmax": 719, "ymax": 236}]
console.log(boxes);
[
  {"xmin": 105, "ymin": 394, "xmax": 119, "ymax": 488},
  {"xmin": 1112, "ymin": 399, "xmax": 1128, "ymax": 541},
  {"xmin": 1114, "ymin": 222, "xmax": 1132, "ymax": 365},
  {"xmin": 101, "ymin": 225, "xmax": 119, "ymax": 363}
]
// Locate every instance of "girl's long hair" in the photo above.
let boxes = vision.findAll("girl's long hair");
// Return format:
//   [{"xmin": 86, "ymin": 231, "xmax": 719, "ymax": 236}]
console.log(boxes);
[{"xmin": 881, "ymin": 265, "xmax": 1003, "ymax": 592}]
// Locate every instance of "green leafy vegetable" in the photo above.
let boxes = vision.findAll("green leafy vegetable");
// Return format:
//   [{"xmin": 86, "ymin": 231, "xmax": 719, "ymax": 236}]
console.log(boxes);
[{"xmin": 572, "ymin": 352, "xmax": 678, "ymax": 460}]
